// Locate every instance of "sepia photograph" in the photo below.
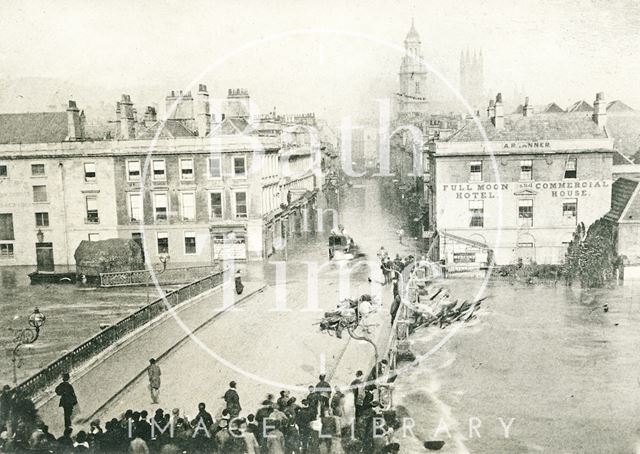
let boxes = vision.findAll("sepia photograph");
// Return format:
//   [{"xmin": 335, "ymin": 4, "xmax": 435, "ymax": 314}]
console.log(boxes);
[{"xmin": 1, "ymin": 0, "xmax": 640, "ymax": 452}]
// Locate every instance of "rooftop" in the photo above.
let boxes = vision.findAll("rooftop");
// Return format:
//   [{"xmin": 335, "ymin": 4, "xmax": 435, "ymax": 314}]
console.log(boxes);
[
  {"xmin": 0, "ymin": 112, "xmax": 69, "ymax": 144},
  {"xmin": 446, "ymin": 113, "xmax": 608, "ymax": 143},
  {"xmin": 605, "ymin": 177, "xmax": 640, "ymax": 222}
]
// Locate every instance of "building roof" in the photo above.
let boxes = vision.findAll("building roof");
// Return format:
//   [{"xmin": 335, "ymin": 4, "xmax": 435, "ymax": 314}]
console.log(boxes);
[
  {"xmin": 137, "ymin": 119, "xmax": 196, "ymax": 139},
  {"xmin": 606, "ymin": 114, "xmax": 640, "ymax": 156},
  {"xmin": 567, "ymin": 100, "xmax": 594, "ymax": 113},
  {"xmin": 605, "ymin": 177, "xmax": 640, "ymax": 222},
  {"xmin": 613, "ymin": 150, "xmax": 635, "ymax": 165},
  {"xmin": 607, "ymin": 100, "xmax": 635, "ymax": 112},
  {"xmin": 541, "ymin": 103, "xmax": 565, "ymax": 113},
  {"xmin": 0, "ymin": 112, "xmax": 69, "ymax": 144},
  {"xmin": 446, "ymin": 113, "xmax": 608, "ymax": 142}
]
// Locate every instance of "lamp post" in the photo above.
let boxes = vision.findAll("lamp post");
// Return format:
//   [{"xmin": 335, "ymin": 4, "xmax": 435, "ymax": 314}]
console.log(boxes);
[
  {"xmin": 11, "ymin": 307, "xmax": 46, "ymax": 385},
  {"xmin": 146, "ymin": 254, "xmax": 171, "ymax": 304}
]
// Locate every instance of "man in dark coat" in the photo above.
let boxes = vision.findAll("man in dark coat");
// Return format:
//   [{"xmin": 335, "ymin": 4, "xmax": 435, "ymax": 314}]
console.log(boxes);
[
  {"xmin": 55, "ymin": 373, "xmax": 77, "ymax": 428},
  {"xmin": 223, "ymin": 381, "xmax": 241, "ymax": 418},
  {"xmin": 350, "ymin": 371, "xmax": 364, "ymax": 418}
]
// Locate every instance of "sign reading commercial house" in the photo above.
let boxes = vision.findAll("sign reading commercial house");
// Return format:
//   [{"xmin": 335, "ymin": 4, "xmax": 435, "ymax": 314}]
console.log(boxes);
[{"xmin": 440, "ymin": 180, "xmax": 610, "ymax": 200}]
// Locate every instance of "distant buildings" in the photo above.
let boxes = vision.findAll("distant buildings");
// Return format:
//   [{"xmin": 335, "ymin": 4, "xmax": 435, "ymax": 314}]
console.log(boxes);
[
  {"xmin": 459, "ymin": 49, "xmax": 485, "ymax": 111},
  {"xmin": 0, "ymin": 87, "xmax": 320, "ymax": 269},
  {"xmin": 396, "ymin": 20, "xmax": 429, "ymax": 116}
]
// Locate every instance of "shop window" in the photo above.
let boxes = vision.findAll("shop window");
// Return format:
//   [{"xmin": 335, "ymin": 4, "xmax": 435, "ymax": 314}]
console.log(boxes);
[{"xmin": 0, "ymin": 165, "xmax": 7, "ymax": 178}]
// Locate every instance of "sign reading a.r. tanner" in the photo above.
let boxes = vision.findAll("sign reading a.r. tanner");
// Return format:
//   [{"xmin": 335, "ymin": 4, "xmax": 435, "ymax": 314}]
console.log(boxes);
[{"xmin": 441, "ymin": 180, "xmax": 610, "ymax": 199}]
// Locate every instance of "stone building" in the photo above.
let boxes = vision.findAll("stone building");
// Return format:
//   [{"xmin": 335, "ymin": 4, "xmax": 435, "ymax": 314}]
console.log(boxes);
[
  {"xmin": 396, "ymin": 20, "xmax": 429, "ymax": 116},
  {"xmin": 0, "ymin": 88, "xmax": 319, "ymax": 268},
  {"xmin": 427, "ymin": 92, "xmax": 615, "ymax": 266},
  {"xmin": 459, "ymin": 48, "xmax": 484, "ymax": 111}
]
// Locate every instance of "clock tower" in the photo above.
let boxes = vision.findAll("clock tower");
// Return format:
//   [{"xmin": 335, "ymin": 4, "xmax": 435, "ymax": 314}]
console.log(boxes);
[{"xmin": 397, "ymin": 19, "xmax": 429, "ymax": 115}]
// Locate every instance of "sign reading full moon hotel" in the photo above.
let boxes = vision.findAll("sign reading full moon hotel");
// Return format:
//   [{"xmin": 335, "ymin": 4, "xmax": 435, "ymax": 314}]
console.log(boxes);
[{"xmin": 441, "ymin": 180, "xmax": 610, "ymax": 199}]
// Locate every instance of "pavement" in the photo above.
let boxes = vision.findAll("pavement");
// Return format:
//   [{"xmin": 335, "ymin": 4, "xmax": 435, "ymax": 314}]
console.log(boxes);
[{"xmin": 39, "ymin": 179, "xmax": 415, "ymax": 435}]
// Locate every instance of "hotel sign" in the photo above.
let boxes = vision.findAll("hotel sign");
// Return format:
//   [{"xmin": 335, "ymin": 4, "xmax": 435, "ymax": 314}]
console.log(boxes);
[{"xmin": 441, "ymin": 180, "xmax": 610, "ymax": 200}]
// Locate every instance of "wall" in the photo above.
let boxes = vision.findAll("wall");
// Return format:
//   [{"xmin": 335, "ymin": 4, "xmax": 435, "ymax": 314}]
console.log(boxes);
[{"xmin": 435, "ymin": 150, "xmax": 613, "ymax": 264}]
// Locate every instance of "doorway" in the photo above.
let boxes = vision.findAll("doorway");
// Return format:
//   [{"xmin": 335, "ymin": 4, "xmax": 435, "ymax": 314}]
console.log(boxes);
[{"xmin": 36, "ymin": 242, "xmax": 54, "ymax": 272}]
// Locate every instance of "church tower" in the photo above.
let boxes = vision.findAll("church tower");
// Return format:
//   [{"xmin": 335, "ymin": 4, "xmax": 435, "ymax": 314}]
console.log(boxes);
[
  {"xmin": 397, "ymin": 19, "xmax": 428, "ymax": 115},
  {"xmin": 459, "ymin": 48, "xmax": 484, "ymax": 111}
]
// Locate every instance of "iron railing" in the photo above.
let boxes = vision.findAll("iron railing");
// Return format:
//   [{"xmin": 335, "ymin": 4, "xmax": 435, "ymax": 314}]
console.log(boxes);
[
  {"xmin": 16, "ymin": 270, "xmax": 224, "ymax": 400},
  {"xmin": 99, "ymin": 265, "xmax": 221, "ymax": 287}
]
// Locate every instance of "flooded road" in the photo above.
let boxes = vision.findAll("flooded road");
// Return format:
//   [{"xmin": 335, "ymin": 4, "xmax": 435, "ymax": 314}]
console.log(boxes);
[{"xmin": 393, "ymin": 276, "xmax": 640, "ymax": 453}]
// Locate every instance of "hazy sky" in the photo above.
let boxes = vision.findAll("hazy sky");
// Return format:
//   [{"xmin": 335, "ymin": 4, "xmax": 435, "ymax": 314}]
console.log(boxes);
[{"xmin": 1, "ymin": 0, "xmax": 639, "ymax": 119}]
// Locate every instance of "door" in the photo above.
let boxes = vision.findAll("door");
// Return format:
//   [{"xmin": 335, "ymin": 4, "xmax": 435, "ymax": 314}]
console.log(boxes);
[{"xmin": 36, "ymin": 242, "xmax": 54, "ymax": 272}]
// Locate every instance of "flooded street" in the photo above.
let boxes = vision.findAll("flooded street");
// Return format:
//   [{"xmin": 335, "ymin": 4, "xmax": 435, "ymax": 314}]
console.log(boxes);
[{"xmin": 393, "ymin": 277, "xmax": 640, "ymax": 453}]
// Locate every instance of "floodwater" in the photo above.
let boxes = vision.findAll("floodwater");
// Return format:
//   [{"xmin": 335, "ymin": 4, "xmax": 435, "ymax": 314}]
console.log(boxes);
[
  {"xmin": 0, "ymin": 268, "xmax": 148, "ymax": 384},
  {"xmin": 392, "ymin": 276, "xmax": 640, "ymax": 453}
]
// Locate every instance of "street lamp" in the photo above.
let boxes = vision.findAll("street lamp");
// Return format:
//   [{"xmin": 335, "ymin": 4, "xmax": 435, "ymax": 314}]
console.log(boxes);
[
  {"xmin": 11, "ymin": 307, "xmax": 46, "ymax": 384},
  {"xmin": 146, "ymin": 254, "xmax": 171, "ymax": 304}
]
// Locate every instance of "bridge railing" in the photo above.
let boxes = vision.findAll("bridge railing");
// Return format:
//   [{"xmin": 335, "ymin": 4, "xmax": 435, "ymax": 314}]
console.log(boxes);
[
  {"xmin": 99, "ymin": 265, "xmax": 221, "ymax": 287},
  {"xmin": 16, "ymin": 270, "xmax": 225, "ymax": 400}
]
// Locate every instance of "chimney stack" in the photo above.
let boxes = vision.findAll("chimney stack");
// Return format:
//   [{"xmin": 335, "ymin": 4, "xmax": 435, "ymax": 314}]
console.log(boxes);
[
  {"xmin": 593, "ymin": 91, "xmax": 607, "ymax": 128},
  {"xmin": 487, "ymin": 99, "xmax": 495, "ymax": 118},
  {"xmin": 226, "ymin": 88, "xmax": 251, "ymax": 119},
  {"xmin": 119, "ymin": 94, "xmax": 135, "ymax": 140},
  {"xmin": 196, "ymin": 84, "xmax": 211, "ymax": 138},
  {"xmin": 523, "ymin": 96, "xmax": 534, "ymax": 117},
  {"xmin": 143, "ymin": 106, "xmax": 157, "ymax": 126},
  {"xmin": 66, "ymin": 100, "xmax": 82, "ymax": 141},
  {"xmin": 492, "ymin": 93, "xmax": 505, "ymax": 130}
]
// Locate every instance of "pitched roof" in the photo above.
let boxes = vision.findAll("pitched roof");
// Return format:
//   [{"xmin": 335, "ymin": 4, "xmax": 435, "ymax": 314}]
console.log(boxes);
[
  {"xmin": 605, "ymin": 177, "xmax": 640, "ymax": 222},
  {"xmin": 607, "ymin": 100, "xmax": 634, "ymax": 112},
  {"xmin": 542, "ymin": 102, "xmax": 565, "ymax": 113},
  {"xmin": 613, "ymin": 150, "xmax": 634, "ymax": 165},
  {"xmin": 446, "ymin": 113, "xmax": 608, "ymax": 142},
  {"xmin": 136, "ymin": 119, "xmax": 196, "ymax": 139},
  {"xmin": 606, "ymin": 115, "xmax": 640, "ymax": 155},
  {"xmin": 0, "ymin": 112, "xmax": 69, "ymax": 144},
  {"xmin": 567, "ymin": 100, "xmax": 593, "ymax": 113}
]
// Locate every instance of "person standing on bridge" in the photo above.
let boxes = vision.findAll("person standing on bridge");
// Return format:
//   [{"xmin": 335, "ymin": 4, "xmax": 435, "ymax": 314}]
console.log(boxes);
[
  {"xmin": 235, "ymin": 270, "xmax": 244, "ymax": 295},
  {"xmin": 55, "ymin": 373, "xmax": 77, "ymax": 429},
  {"xmin": 224, "ymin": 381, "xmax": 242, "ymax": 418},
  {"xmin": 147, "ymin": 358, "xmax": 161, "ymax": 404}
]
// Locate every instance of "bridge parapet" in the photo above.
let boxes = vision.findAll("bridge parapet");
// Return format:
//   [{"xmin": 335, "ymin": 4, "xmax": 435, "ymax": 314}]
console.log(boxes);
[{"xmin": 16, "ymin": 271, "xmax": 224, "ymax": 401}]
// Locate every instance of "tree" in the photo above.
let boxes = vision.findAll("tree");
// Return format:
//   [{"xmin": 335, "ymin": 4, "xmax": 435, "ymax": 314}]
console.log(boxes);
[{"xmin": 564, "ymin": 218, "xmax": 617, "ymax": 287}]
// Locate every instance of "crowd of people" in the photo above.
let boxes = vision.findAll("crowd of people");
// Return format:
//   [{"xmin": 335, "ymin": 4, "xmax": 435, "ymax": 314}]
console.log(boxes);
[{"xmin": 0, "ymin": 370, "xmax": 403, "ymax": 454}]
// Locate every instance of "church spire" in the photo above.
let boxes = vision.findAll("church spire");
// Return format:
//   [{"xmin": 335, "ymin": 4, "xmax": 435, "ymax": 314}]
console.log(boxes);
[{"xmin": 405, "ymin": 18, "xmax": 420, "ymax": 42}]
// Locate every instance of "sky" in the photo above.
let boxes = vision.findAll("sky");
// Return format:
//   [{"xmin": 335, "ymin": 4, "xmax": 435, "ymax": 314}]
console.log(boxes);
[{"xmin": 0, "ymin": 0, "xmax": 639, "ymax": 121}]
